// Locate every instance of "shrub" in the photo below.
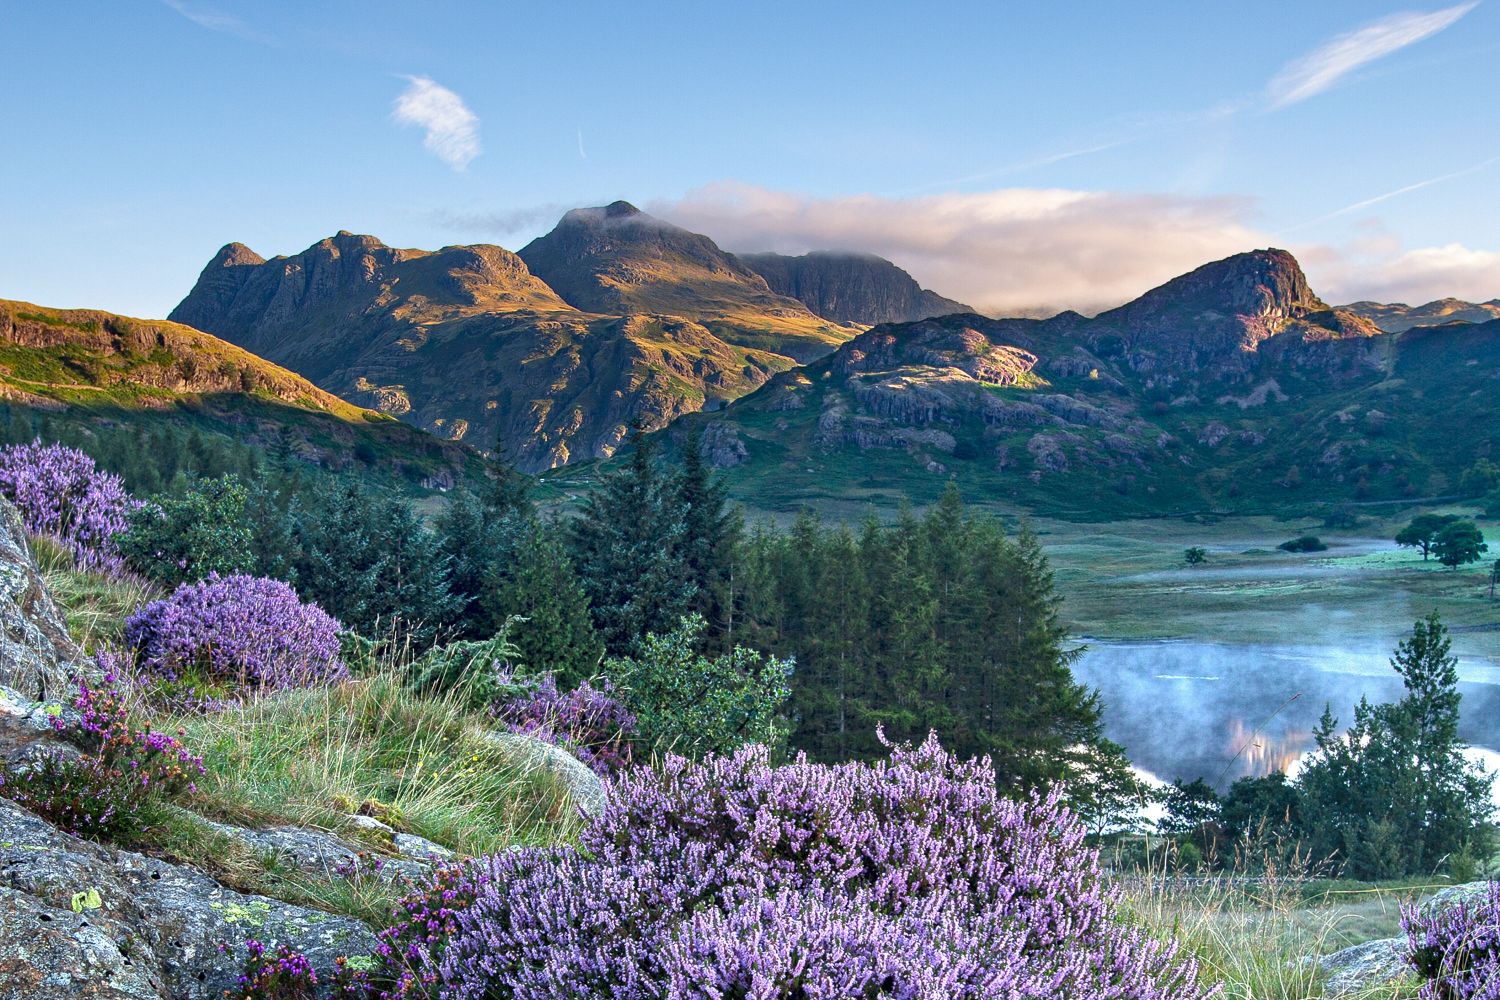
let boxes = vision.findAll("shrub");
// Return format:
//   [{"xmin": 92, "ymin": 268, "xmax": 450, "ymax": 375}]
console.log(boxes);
[
  {"xmin": 117, "ymin": 474, "xmax": 254, "ymax": 586},
  {"xmin": 227, "ymin": 939, "xmax": 321, "ymax": 1000},
  {"xmin": 488, "ymin": 671, "xmax": 636, "ymax": 775},
  {"xmin": 1403, "ymin": 881, "xmax": 1500, "ymax": 999},
  {"xmin": 1278, "ymin": 535, "xmax": 1328, "ymax": 553},
  {"xmin": 0, "ymin": 672, "xmax": 203, "ymax": 839},
  {"xmin": 124, "ymin": 574, "xmax": 346, "ymax": 705},
  {"xmin": 1184, "ymin": 546, "xmax": 1208, "ymax": 565},
  {"xmin": 0, "ymin": 439, "xmax": 140, "ymax": 572},
  {"xmin": 371, "ymin": 735, "xmax": 1208, "ymax": 999},
  {"xmin": 608, "ymin": 613, "xmax": 791, "ymax": 758}
]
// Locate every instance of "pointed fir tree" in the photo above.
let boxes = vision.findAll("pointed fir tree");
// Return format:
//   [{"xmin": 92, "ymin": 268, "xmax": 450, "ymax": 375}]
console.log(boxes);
[
  {"xmin": 485, "ymin": 516, "xmax": 603, "ymax": 687},
  {"xmin": 569, "ymin": 426, "xmax": 696, "ymax": 655},
  {"xmin": 674, "ymin": 426, "xmax": 741, "ymax": 649}
]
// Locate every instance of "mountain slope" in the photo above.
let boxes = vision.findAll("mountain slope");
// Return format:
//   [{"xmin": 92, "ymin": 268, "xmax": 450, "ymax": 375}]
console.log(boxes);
[
  {"xmin": 517, "ymin": 202, "xmax": 854, "ymax": 361},
  {"xmin": 738, "ymin": 250, "xmax": 971, "ymax": 325},
  {"xmin": 1343, "ymin": 298, "xmax": 1500, "ymax": 333},
  {"xmin": 0, "ymin": 298, "xmax": 475, "ymax": 488},
  {"xmin": 170, "ymin": 229, "xmax": 801, "ymax": 470},
  {"xmin": 678, "ymin": 249, "xmax": 1489, "ymax": 517}
]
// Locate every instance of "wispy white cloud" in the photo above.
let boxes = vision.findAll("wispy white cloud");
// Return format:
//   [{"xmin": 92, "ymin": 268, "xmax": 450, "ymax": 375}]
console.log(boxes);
[
  {"xmin": 392, "ymin": 76, "xmax": 481, "ymax": 171},
  {"xmin": 1282, "ymin": 153, "xmax": 1500, "ymax": 233},
  {"xmin": 161, "ymin": 0, "xmax": 271, "ymax": 42},
  {"xmin": 1267, "ymin": 2, "xmax": 1478, "ymax": 107},
  {"xmin": 577, "ymin": 128, "xmax": 588, "ymax": 160}
]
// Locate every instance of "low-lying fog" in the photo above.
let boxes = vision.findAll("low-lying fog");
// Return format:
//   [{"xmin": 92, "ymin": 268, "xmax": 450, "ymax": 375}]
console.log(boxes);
[{"xmin": 1073, "ymin": 641, "xmax": 1500, "ymax": 793}]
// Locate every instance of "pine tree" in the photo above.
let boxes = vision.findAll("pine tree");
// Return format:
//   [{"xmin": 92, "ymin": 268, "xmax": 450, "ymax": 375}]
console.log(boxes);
[
  {"xmin": 435, "ymin": 488, "xmax": 495, "ymax": 629},
  {"xmin": 569, "ymin": 427, "xmax": 696, "ymax": 655},
  {"xmin": 486, "ymin": 517, "xmax": 603, "ymax": 687},
  {"xmin": 674, "ymin": 427, "xmax": 741, "ymax": 649}
]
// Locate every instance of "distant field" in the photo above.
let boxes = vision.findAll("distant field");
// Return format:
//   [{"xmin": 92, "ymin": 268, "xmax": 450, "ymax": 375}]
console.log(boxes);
[{"xmin": 1038, "ymin": 506, "xmax": 1500, "ymax": 661}]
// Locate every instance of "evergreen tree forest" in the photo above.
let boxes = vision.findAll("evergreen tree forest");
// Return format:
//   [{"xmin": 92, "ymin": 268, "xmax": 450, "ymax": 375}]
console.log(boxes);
[{"xmin": 31, "ymin": 411, "xmax": 1129, "ymax": 803}]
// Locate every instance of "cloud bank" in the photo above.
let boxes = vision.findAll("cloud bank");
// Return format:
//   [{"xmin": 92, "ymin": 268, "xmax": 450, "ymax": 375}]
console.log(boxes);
[
  {"xmin": 650, "ymin": 182, "xmax": 1500, "ymax": 314},
  {"xmin": 652, "ymin": 182, "xmax": 1263, "ymax": 316},
  {"xmin": 1267, "ymin": 2, "xmax": 1478, "ymax": 107},
  {"xmin": 392, "ymin": 76, "xmax": 480, "ymax": 171}
]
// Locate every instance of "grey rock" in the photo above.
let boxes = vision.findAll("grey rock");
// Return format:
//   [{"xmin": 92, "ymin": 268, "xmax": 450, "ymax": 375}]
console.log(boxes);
[
  {"xmin": 393, "ymin": 832, "xmax": 454, "ymax": 862},
  {"xmin": 1318, "ymin": 937, "xmax": 1412, "ymax": 998},
  {"xmin": 0, "ymin": 499, "xmax": 91, "ymax": 701},
  {"xmin": 1418, "ymin": 880, "xmax": 1496, "ymax": 919},
  {"xmin": 0, "ymin": 799, "xmax": 377, "ymax": 999},
  {"xmin": 1315, "ymin": 882, "xmax": 1497, "ymax": 996},
  {"xmin": 198, "ymin": 817, "xmax": 429, "ymax": 884},
  {"xmin": 483, "ymin": 729, "xmax": 607, "ymax": 818}
]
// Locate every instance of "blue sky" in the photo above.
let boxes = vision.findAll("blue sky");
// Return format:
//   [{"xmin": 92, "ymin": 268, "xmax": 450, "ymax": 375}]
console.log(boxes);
[{"xmin": 2, "ymin": 1, "xmax": 1496, "ymax": 317}]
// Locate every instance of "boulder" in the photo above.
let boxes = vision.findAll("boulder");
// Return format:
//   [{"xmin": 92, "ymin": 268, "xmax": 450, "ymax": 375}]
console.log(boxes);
[
  {"xmin": 1315, "ymin": 881, "xmax": 1498, "ymax": 997},
  {"xmin": 1318, "ymin": 937, "xmax": 1412, "ymax": 998},
  {"xmin": 0, "ymin": 799, "xmax": 377, "ymax": 999},
  {"xmin": 0, "ymin": 499, "xmax": 91, "ymax": 701},
  {"xmin": 482, "ymin": 729, "xmax": 607, "ymax": 818}
]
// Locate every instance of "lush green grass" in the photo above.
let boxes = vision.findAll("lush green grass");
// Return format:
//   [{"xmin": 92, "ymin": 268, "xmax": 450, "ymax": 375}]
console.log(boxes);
[{"xmin": 151, "ymin": 670, "xmax": 584, "ymax": 858}]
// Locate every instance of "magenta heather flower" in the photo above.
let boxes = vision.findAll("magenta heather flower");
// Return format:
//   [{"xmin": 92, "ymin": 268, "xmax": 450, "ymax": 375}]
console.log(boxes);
[
  {"xmin": 124, "ymin": 574, "xmax": 347, "ymax": 702},
  {"xmin": 365, "ymin": 733, "xmax": 1210, "ymax": 999},
  {"xmin": 0, "ymin": 439, "xmax": 140, "ymax": 571},
  {"xmin": 1, "ymin": 673, "xmax": 204, "ymax": 838},
  {"xmin": 488, "ymin": 672, "xmax": 635, "ymax": 775},
  {"xmin": 1404, "ymin": 882, "xmax": 1500, "ymax": 999}
]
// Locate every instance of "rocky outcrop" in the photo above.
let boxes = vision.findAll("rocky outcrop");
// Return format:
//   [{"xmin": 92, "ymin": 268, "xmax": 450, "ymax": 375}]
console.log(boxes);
[
  {"xmin": 0, "ymin": 798, "xmax": 377, "ymax": 999},
  {"xmin": 0, "ymin": 499, "xmax": 89, "ymax": 701},
  {"xmin": 1314, "ymin": 880, "xmax": 1500, "ymax": 997},
  {"xmin": 739, "ymin": 250, "xmax": 970, "ymax": 326}
]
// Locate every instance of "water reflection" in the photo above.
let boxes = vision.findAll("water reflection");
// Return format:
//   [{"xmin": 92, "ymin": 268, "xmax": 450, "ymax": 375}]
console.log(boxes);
[{"xmin": 1072, "ymin": 641, "xmax": 1500, "ymax": 791}]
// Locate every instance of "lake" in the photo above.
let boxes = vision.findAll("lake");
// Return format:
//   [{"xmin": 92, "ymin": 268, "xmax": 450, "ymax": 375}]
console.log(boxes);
[{"xmin": 1072, "ymin": 640, "xmax": 1500, "ymax": 791}]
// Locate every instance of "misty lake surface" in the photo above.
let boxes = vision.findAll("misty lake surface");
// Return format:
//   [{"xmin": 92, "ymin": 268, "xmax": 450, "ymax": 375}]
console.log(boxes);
[{"xmin": 1072, "ymin": 641, "xmax": 1500, "ymax": 790}]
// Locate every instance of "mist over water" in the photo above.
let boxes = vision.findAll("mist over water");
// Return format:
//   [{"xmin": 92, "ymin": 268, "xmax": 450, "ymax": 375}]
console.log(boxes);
[{"xmin": 1073, "ymin": 641, "xmax": 1500, "ymax": 793}]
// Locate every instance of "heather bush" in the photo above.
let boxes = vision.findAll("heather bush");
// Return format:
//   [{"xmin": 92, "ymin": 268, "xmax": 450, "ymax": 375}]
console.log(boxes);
[
  {"xmin": 369, "ymin": 734, "xmax": 1208, "ymax": 999},
  {"xmin": 488, "ymin": 670, "xmax": 636, "ymax": 775},
  {"xmin": 0, "ymin": 438, "xmax": 139, "ymax": 572},
  {"xmin": 117, "ymin": 473, "xmax": 255, "ymax": 586},
  {"xmin": 124, "ymin": 574, "xmax": 346, "ymax": 704},
  {"xmin": 1404, "ymin": 881, "xmax": 1500, "ymax": 999},
  {"xmin": 0, "ymin": 673, "xmax": 203, "ymax": 839}
]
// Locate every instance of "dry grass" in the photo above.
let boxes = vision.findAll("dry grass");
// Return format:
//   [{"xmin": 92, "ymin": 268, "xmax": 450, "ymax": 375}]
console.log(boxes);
[{"xmin": 1116, "ymin": 840, "xmax": 1426, "ymax": 999}]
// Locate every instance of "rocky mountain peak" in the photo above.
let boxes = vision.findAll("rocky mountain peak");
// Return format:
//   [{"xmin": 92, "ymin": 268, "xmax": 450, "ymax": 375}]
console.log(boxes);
[
  {"xmin": 1123, "ymin": 248, "xmax": 1324, "ymax": 322},
  {"xmin": 209, "ymin": 242, "xmax": 266, "ymax": 269},
  {"xmin": 738, "ymin": 250, "xmax": 972, "ymax": 326}
]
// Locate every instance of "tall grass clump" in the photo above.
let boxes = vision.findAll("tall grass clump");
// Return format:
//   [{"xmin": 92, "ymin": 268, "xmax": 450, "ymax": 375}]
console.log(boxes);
[
  {"xmin": 1117, "ymin": 836, "xmax": 1421, "ymax": 999},
  {"xmin": 157, "ymin": 666, "xmax": 587, "ymax": 857}
]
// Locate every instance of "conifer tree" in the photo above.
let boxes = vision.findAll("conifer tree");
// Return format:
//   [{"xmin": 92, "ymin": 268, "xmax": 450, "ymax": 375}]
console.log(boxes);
[
  {"xmin": 486, "ymin": 516, "xmax": 603, "ymax": 687},
  {"xmin": 674, "ymin": 427, "xmax": 741, "ymax": 648},
  {"xmin": 570, "ymin": 427, "xmax": 695, "ymax": 655}
]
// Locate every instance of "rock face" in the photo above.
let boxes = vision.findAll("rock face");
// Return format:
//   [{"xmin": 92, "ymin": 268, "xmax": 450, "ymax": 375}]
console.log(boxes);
[
  {"xmin": 0, "ymin": 799, "xmax": 377, "ymax": 1000},
  {"xmin": 739, "ymin": 250, "xmax": 971, "ymax": 326},
  {"xmin": 517, "ymin": 203, "xmax": 848, "ymax": 362},
  {"xmin": 0, "ymin": 498, "xmax": 89, "ymax": 701},
  {"xmin": 169, "ymin": 215, "xmax": 854, "ymax": 471}
]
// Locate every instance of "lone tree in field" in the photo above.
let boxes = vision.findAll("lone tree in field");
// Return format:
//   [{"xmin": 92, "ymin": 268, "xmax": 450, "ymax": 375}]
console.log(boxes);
[
  {"xmin": 1184, "ymin": 546, "xmax": 1207, "ymax": 566},
  {"xmin": 1396, "ymin": 513, "xmax": 1460, "ymax": 560},
  {"xmin": 1432, "ymin": 519, "xmax": 1488, "ymax": 569}
]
